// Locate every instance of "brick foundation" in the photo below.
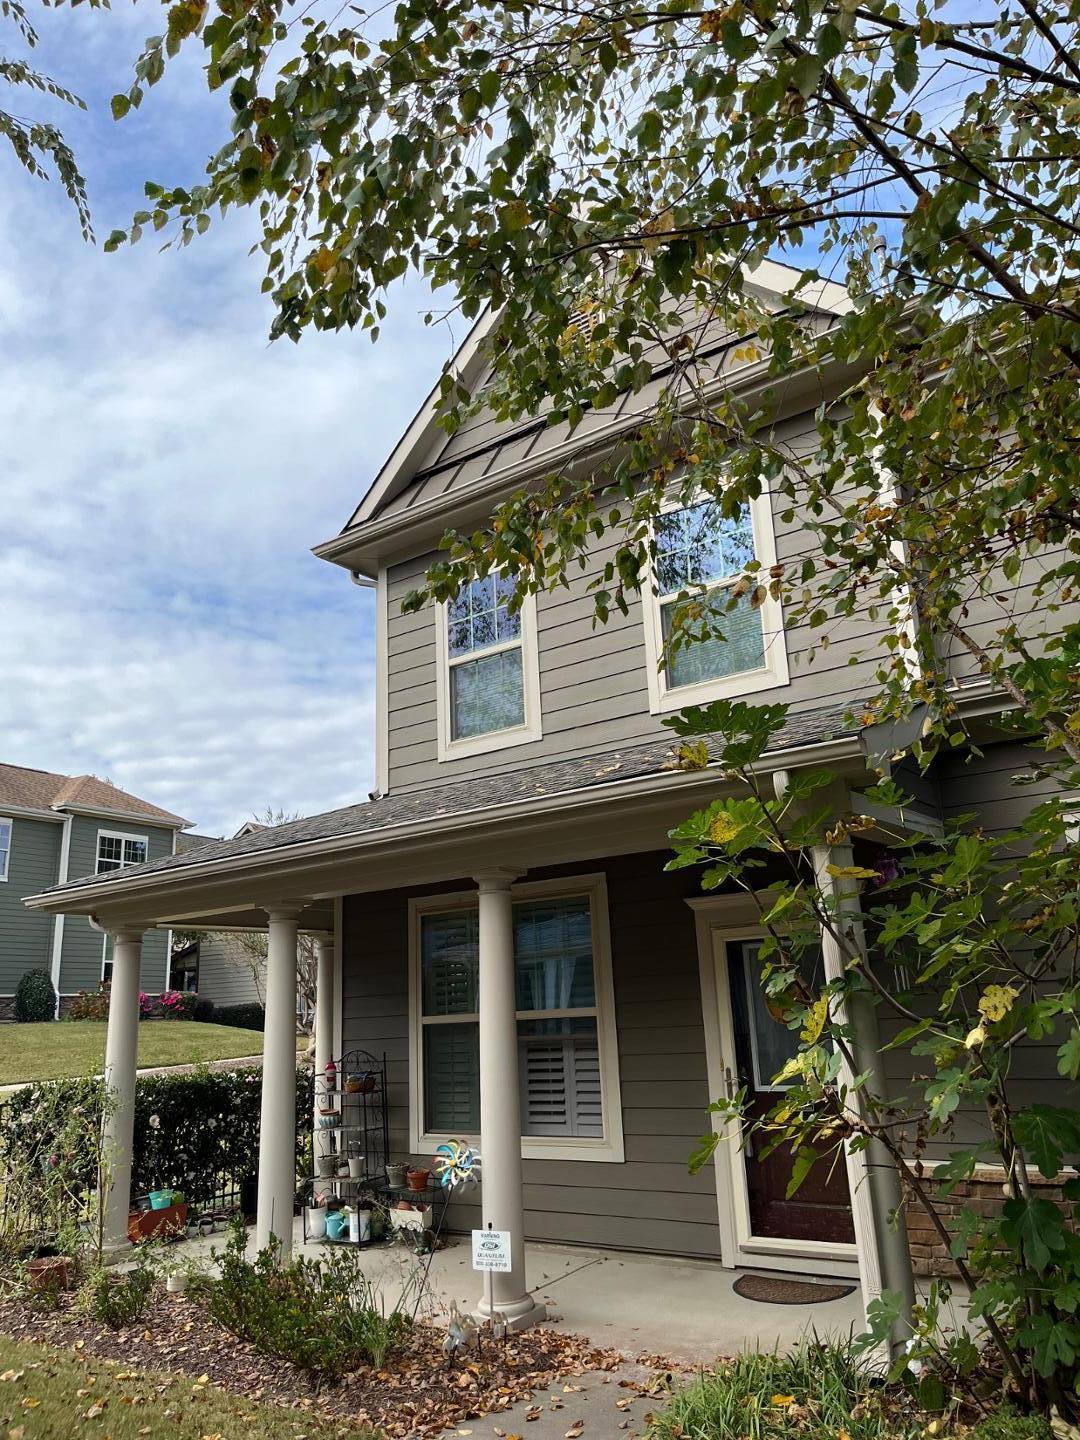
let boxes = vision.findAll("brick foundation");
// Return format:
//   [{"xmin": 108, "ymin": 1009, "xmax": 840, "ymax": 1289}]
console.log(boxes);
[
  {"xmin": 0, "ymin": 996, "xmax": 14, "ymax": 1022},
  {"xmin": 904, "ymin": 1165, "xmax": 1075, "ymax": 1276}
]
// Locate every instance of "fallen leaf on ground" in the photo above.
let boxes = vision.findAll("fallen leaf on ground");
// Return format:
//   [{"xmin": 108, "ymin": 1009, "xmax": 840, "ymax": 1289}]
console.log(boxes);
[{"xmin": 565, "ymin": 1421, "xmax": 585, "ymax": 1438}]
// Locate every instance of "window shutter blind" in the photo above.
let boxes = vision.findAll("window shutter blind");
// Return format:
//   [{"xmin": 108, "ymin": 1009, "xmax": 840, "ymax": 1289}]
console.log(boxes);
[{"xmin": 520, "ymin": 1035, "xmax": 603, "ymax": 1138}]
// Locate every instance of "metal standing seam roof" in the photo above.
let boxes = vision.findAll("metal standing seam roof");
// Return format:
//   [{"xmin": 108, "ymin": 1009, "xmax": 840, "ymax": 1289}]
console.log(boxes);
[{"xmin": 36, "ymin": 702, "xmax": 861, "ymax": 899}]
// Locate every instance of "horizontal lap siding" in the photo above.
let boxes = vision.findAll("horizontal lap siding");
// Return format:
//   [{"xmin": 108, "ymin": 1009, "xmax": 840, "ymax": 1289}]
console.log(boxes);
[
  {"xmin": 342, "ymin": 850, "xmax": 723, "ymax": 1258},
  {"xmin": 880, "ymin": 743, "xmax": 1079, "ymax": 1155},
  {"xmin": 59, "ymin": 817, "xmax": 175, "ymax": 994},
  {"xmin": 385, "ymin": 411, "xmax": 892, "ymax": 794},
  {"xmin": 0, "ymin": 816, "xmax": 61, "ymax": 996}
]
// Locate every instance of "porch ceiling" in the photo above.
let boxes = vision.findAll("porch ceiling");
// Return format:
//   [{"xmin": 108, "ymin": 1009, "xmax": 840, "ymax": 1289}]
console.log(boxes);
[{"xmin": 22, "ymin": 704, "xmax": 871, "ymax": 931}]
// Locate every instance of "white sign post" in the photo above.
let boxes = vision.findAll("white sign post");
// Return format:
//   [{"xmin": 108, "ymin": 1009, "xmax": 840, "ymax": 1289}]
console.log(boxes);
[{"xmin": 472, "ymin": 1224, "xmax": 511, "ymax": 1337}]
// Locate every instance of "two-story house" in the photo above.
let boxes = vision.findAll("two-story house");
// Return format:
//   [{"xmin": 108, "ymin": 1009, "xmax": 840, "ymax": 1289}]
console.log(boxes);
[
  {"xmin": 0, "ymin": 763, "xmax": 190, "ymax": 1017},
  {"xmin": 23, "ymin": 263, "xmax": 1074, "ymax": 1331}
]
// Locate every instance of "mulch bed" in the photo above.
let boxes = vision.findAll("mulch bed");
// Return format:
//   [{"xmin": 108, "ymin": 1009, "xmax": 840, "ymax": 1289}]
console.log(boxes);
[{"xmin": 0, "ymin": 1292, "xmax": 633, "ymax": 1438}]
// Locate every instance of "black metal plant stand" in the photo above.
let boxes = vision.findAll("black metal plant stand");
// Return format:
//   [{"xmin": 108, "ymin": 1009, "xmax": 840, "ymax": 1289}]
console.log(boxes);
[{"xmin": 301, "ymin": 1048, "xmax": 390, "ymax": 1246}]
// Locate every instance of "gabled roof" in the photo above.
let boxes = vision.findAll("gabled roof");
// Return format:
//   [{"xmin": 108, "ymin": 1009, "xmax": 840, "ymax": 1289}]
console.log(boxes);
[
  {"xmin": 313, "ymin": 258, "xmax": 853, "ymax": 574},
  {"xmin": 0, "ymin": 762, "xmax": 192, "ymax": 828}
]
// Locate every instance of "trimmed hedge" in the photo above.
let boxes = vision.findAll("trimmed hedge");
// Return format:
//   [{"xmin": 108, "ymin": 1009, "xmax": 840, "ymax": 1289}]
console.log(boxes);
[
  {"xmin": 192, "ymin": 995, "xmax": 216, "ymax": 1022},
  {"xmin": 14, "ymin": 969, "xmax": 56, "ymax": 1023},
  {"xmin": 215, "ymin": 1003, "xmax": 265, "ymax": 1032},
  {"xmin": 0, "ymin": 1065, "xmax": 313, "ymax": 1211}
]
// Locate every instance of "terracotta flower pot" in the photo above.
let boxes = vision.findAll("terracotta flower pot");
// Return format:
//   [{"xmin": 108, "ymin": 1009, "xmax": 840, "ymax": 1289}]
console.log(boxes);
[
  {"xmin": 25, "ymin": 1255, "xmax": 73, "ymax": 1292},
  {"xmin": 406, "ymin": 1168, "xmax": 430, "ymax": 1192}
]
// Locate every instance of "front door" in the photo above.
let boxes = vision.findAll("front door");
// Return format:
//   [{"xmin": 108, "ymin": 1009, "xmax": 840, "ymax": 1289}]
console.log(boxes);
[{"xmin": 726, "ymin": 938, "xmax": 855, "ymax": 1245}]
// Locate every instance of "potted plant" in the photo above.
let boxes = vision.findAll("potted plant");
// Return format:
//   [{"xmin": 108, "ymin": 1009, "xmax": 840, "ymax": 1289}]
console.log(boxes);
[
  {"xmin": 406, "ymin": 1167, "xmax": 430, "ymax": 1192},
  {"xmin": 386, "ymin": 1162, "xmax": 407, "ymax": 1188},
  {"xmin": 305, "ymin": 1194, "xmax": 328, "ymax": 1240},
  {"xmin": 348, "ymin": 1154, "xmax": 366, "ymax": 1179}
]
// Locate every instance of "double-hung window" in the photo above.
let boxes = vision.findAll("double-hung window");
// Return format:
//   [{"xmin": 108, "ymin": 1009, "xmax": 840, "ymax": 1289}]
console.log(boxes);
[
  {"xmin": 410, "ymin": 875, "xmax": 623, "ymax": 1161},
  {"xmin": 435, "ymin": 575, "xmax": 541, "ymax": 761},
  {"xmin": 642, "ymin": 492, "xmax": 788, "ymax": 712},
  {"xmin": 0, "ymin": 818, "xmax": 12, "ymax": 882},
  {"xmin": 96, "ymin": 830, "xmax": 149, "ymax": 874}
]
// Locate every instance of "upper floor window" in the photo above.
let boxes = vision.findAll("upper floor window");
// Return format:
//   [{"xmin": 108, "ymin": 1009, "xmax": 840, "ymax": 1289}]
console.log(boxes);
[
  {"xmin": 96, "ymin": 829, "xmax": 148, "ymax": 874},
  {"xmin": 642, "ymin": 491, "xmax": 789, "ymax": 712},
  {"xmin": 435, "ymin": 574, "xmax": 542, "ymax": 761},
  {"xmin": 0, "ymin": 818, "xmax": 12, "ymax": 882}
]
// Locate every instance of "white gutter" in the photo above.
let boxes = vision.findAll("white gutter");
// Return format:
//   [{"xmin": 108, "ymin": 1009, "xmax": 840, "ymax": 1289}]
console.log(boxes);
[
  {"xmin": 53, "ymin": 802, "xmax": 193, "ymax": 829},
  {"xmin": 23, "ymin": 734, "xmax": 865, "ymax": 913},
  {"xmin": 0, "ymin": 803, "xmax": 66, "ymax": 823}
]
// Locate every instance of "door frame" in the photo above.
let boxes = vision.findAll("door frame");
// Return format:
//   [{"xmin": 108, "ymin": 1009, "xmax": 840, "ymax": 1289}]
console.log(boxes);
[{"xmin": 689, "ymin": 897, "xmax": 860, "ymax": 1278}]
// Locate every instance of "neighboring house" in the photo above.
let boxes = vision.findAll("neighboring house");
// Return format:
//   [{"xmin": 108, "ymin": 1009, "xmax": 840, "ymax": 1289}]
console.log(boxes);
[
  {"xmin": 170, "ymin": 934, "xmax": 264, "ymax": 1007},
  {"xmin": 24, "ymin": 264, "xmax": 1077, "ymax": 1330},
  {"xmin": 0, "ymin": 764, "xmax": 190, "ymax": 1017}
]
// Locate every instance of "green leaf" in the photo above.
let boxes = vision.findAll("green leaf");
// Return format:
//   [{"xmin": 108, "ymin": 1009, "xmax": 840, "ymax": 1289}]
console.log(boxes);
[{"xmin": 1001, "ymin": 1196, "xmax": 1067, "ymax": 1273}]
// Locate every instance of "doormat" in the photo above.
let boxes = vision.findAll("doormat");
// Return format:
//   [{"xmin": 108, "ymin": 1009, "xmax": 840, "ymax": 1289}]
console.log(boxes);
[{"xmin": 733, "ymin": 1274, "xmax": 856, "ymax": 1305}]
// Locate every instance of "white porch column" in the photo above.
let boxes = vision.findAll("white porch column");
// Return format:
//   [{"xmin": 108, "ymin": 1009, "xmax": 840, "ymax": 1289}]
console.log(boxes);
[
  {"xmin": 475, "ymin": 871, "xmax": 545, "ymax": 1331},
  {"xmin": 313, "ymin": 933, "xmax": 335, "ymax": 1168},
  {"xmin": 101, "ymin": 928, "xmax": 144, "ymax": 1255},
  {"xmin": 812, "ymin": 844, "xmax": 915, "ymax": 1353},
  {"xmin": 256, "ymin": 905, "xmax": 303, "ymax": 1258}
]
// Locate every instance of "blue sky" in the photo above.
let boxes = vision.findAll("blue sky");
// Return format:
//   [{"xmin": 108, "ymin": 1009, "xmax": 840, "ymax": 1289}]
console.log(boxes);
[{"xmin": 1, "ymin": 2, "xmax": 447, "ymax": 835}]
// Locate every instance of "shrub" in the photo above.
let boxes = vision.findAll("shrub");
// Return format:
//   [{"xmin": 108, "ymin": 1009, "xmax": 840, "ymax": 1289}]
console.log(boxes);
[
  {"xmin": 66, "ymin": 986, "xmax": 110, "ymax": 1022},
  {"xmin": 1, "ymin": 1066, "xmax": 313, "ymax": 1214},
  {"xmin": 13, "ymin": 969, "xmax": 56, "ymax": 1023},
  {"xmin": 970, "ymin": 1409, "xmax": 1054, "ymax": 1440},
  {"xmin": 158, "ymin": 989, "xmax": 197, "ymax": 1020},
  {"xmin": 649, "ymin": 1338, "xmax": 918, "ymax": 1440},
  {"xmin": 206, "ymin": 1220, "xmax": 412, "ymax": 1377},
  {"xmin": 138, "ymin": 991, "xmax": 154, "ymax": 1019},
  {"xmin": 81, "ymin": 1248, "xmax": 156, "ymax": 1329},
  {"xmin": 192, "ymin": 995, "xmax": 215, "ymax": 1023},
  {"xmin": 215, "ymin": 1003, "xmax": 265, "ymax": 1032}
]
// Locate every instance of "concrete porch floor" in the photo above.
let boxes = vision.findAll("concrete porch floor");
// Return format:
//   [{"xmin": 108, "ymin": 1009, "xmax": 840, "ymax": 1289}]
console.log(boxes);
[{"xmin": 178, "ymin": 1220, "xmax": 971, "ymax": 1366}]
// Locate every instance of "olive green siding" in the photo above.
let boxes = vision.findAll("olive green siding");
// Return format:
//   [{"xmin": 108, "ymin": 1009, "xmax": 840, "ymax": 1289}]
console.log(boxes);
[
  {"xmin": 0, "ymin": 815, "xmax": 62, "ymax": 995},
  {"xmin": 342, "ymin": 850, "xmax": 724, "ymax": 1259},
  {"xmin": 58, "ymin": 817, "xmax": 175, "ymax": 995},
  {"xmin": 385, "ymin": 410, "xmax": 902, "ymax": 794},
  {"xmin": 342, "ymin": 749, "xmax": 1074, "ymax": 1257}
]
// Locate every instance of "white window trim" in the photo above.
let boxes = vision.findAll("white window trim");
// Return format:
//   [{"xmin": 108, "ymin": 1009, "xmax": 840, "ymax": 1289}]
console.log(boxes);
[
  {"xmin": 0, "ymin": 816, "xmax": 12, "ymax": 882},
  {"xmin": 96, "ymin": 827, "xmax": 150, "ymax": 875},
  {"xmin": 641, "ymin": 484, "xmax": 789, "ymax": 714},
  {"xmin": 408, "ymin": 872, "xmax": 624, "ymax": 1163},
  {"xmin": 434, "ymin": 587, "xmax": 542, "ymax": 762}
]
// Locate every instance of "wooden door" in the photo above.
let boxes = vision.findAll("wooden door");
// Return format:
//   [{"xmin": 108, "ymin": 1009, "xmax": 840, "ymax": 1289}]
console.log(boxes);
[{"xmin": 726, "ymin": 938, "xmax": 855, "ymax": 1244}]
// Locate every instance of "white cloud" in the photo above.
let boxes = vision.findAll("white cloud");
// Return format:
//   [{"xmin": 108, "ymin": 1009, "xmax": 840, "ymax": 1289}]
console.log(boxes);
[{"xmin": 0, "ymin": 9, "xmax": 449, "ymax": 836}]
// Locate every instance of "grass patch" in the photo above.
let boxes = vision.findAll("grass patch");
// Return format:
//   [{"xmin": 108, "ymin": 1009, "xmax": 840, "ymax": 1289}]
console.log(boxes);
[
  {"xmin": 648, "ymin": 1337, "xmax": 920, "ymax": 1440},
  {"xmin": 0, "ymin": 1021, "xmax": 274, "ymax": 1085},
  {"xmin": 0, "ymin": 1335, "xmax": 377, "ymax": 1439}
]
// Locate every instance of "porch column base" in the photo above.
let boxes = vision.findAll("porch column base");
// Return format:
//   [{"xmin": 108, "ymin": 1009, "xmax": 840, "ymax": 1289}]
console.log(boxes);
[{"xmin": 475, "ymin": 1295, "xmax": 548, "ymax": 1333}]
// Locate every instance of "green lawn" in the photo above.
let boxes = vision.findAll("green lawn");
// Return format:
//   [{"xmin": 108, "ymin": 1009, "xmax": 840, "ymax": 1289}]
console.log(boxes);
[
  {"xmin": 0, "ymin": 1335, "xmax": 374, "ymax": 1439},
  {"xmin": 0, "ymin": 1021, "xmax": 272, "ymax": 1086}
]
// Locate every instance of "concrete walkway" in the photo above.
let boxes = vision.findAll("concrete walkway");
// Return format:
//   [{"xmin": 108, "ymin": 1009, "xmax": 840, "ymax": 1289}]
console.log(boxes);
[{"xmin": 179, "ymin": 1221, "xmax": 970, "ymax": 1366}]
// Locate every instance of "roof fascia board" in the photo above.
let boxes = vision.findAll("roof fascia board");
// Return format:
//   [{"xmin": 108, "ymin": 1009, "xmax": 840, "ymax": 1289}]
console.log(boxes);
[
  {"xmin": 24, "ymin": 735, "xmax": 865, "ymax": 917},
  {"xmin": 347, "ymin": 306, "xmax": 501, "ymax": 530},
  {"xmin": 315, "ymin": 345, "xmax": 866, "ymax": 576},
  {"xmin": 0, "ymin": 803, "xmax": 66, "ymax": 824},
  {"xmin": 53, "ymin": 801, "xmax": 192, "ymax": 829}
]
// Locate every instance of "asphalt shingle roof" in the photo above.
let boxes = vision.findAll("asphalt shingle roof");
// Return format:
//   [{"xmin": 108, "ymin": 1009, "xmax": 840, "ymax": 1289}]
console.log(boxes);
[
  {"xmin": 0, "ymin": 763, "xmax": 191, "ymax": 827},
  {"xmin": 38, "ymin": 702, "xmax": 860, "ymax": 898}
]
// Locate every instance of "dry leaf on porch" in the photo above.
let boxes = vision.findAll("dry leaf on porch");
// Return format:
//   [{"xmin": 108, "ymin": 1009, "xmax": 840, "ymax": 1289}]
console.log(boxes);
[{"xmin": 565, "ymin": 1421, "xmax": 585, "ymax": 1437}]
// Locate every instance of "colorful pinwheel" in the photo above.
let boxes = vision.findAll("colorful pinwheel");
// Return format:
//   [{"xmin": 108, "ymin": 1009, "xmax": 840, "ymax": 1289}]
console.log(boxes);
[{"xmin": 433, "ymin": 1138, "xmax": 481, "ymax": 1189}]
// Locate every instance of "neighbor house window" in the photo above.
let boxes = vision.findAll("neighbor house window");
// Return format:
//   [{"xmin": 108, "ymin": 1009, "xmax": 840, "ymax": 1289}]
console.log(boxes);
[
  {"xmin": 96, "ymin": 830, "xmax": 149, "ymax": 874},
  {"xmin": 642, "ymin": 492, "xmax": 788, "ymax": 712},
  {"xmin": 410, "ymin": 875, "xmax": 623, "ymax": 1162},
  {"xmin": 435, "ymin": 576, "xmax": 542, "ymax": 761},
  {"xmin": 0, "ymin": 818, "xmax": 12, "ymax": 882}
]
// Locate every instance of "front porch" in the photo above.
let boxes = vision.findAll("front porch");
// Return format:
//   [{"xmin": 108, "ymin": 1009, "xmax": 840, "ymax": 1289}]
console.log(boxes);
[{"xmin": 24, "ymin": 718, "xmax": 937, "ymax": 1344}]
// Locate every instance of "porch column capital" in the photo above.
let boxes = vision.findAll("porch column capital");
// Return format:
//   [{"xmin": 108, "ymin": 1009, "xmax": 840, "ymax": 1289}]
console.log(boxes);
[
  {"xmin": 473, "ymin": 868, "xmax": 520, "ymax": 893},
  {"xmin": 107, "ymin": 925, "xmax": 147, "ymax": 945},
  {"xmin": 262, "ymin": 902, "xmax": 308, "ymax": 924}
]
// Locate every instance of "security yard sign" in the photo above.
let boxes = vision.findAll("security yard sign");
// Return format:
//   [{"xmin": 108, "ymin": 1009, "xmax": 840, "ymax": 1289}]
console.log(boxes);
[{"xmin": 472, "ymin": 1228, "xmax": 511, "ymax": 1272}]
